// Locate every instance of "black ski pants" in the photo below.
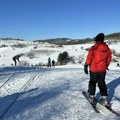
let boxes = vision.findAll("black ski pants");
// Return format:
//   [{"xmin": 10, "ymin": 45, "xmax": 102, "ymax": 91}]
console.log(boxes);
[
  {"xmin": 88, "ymin": 71, "xmax": 108, "ymax": 96},
  {"xmin": 13, "ymin": 58, "xmax": 17, "ymax": 66}
]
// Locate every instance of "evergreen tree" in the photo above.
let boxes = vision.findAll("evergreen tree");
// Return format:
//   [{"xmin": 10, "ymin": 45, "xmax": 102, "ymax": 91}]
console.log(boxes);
[{"xmin": 58, "ymin": 51, "xmax": 68, "ymax": 65}]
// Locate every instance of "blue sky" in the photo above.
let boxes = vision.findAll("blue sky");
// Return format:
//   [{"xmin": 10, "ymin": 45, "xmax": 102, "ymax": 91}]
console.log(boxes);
[{"xmin": 0, "ymin": 0, "xmax": 120, "ymax": 41}]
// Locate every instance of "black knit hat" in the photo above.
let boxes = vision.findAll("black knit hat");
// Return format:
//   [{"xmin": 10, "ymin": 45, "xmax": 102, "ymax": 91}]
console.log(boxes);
[{"xmin": 95, "ymin": 33, "xmax": 104, "ymax": 42}]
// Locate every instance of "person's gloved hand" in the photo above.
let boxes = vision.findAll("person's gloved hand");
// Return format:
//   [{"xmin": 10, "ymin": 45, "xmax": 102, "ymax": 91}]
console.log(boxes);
[{"xmin": 84, "ymin": 64, "xmax": 89, "ymax": 74}]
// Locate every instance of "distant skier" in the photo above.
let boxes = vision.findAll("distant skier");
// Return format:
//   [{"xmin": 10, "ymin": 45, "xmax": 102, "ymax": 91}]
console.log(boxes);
[
  {"xmin": 84, "ymin": 33, "xmax": 112, "ymax": 106},
  {"xmin": 52, "ymin": 60, "xmax": 55, "ymax": 67},
  {"xmin": 47, "ymin": 57, "xmax": 51, "ymax": 68},
  {"xmin": 12, "ymin": 54, "xmax": 23, "ymax": 66}
]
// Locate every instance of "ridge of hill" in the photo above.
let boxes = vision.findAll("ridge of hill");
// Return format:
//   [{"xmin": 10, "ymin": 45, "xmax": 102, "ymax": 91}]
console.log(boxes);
[
  {"xmin": 0, "ymin": 32, "xmax": 120, "ymax": 45},
  {"xmin": 34, "ymin": 32, "xmax": 120, "ymax": 45}
]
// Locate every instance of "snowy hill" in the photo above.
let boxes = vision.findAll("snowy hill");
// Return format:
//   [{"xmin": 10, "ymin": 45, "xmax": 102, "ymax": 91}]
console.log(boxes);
[
  {"xmin": 0, "ymin": 39, "xmax": 120, "ymax": 120},
  {"xmin": 0, "ymin": 39, "xmax": 120, "ymax": 68},
  {"xmin": 0, "ymin": 39, "xmax": 58, "ymax": 66},
  {"xmin": 0, "ymin": 66, "xmax": 120, "ymax": 120}
]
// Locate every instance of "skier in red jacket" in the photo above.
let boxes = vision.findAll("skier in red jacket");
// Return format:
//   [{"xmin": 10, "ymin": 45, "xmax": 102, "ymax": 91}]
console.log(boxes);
[{"xmin": 84, "ymin": 33, "xmax": 112, "ymax": 105}]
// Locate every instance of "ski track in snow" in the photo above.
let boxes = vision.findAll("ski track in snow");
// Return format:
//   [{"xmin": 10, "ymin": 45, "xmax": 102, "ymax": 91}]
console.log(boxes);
[{"xmin": 0, "ymin": 67, "xmax": 120, "ymax": 120}]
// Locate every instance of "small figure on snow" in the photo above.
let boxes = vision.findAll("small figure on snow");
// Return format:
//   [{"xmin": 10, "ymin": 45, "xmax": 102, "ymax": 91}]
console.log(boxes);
[
  {"xmin": 84, "ymin": 33, "xmax": 112, "ymax": 105},
  {"xmin": 47, "ymin": 57, "xmax": 51, "ymax": 68},
  {"xmin": 116, "ymin": 63, "xmax": 120, "ymax": 67},
  {"xmin": 12, "ymin": 54, "xmax": 24, "ymax": 66},
  {"xmin": 52, "ymin": 60, "xmax": 55, "ymax": 67}
]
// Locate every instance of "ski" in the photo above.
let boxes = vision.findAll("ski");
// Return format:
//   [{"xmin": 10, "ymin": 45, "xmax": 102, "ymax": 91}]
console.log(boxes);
[
  {"xmin": 95, "ymin": 98, "xmax": 120, "ymax": 116},
  {"xmin": 82, "ymin": 91, "xmax": 99, "ymax": 113}
]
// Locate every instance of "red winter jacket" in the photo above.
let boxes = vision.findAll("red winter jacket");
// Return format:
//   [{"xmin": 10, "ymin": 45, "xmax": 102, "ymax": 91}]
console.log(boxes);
[{"xmin": 85, "ymin": 42, "xmax": 112, "ymax": 72}]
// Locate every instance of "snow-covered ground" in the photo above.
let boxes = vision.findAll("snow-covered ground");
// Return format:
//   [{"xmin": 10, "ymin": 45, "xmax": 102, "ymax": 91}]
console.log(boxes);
[
  {"xmin": 0, "ymin": 39, "xmax": 120, "ymax": 120},
  {"xmin": 0, "ymin": 65, "xmax": 120, "ymax": 120},
  {"xmin": 0, "ymin": 39, "xmax": 120, "ymax": 69}
]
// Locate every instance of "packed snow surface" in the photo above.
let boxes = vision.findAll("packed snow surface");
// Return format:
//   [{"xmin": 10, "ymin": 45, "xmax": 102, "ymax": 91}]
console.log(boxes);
[{"xmin": 0, "ymin": 65, "xmax": 120, "ymax": 120}]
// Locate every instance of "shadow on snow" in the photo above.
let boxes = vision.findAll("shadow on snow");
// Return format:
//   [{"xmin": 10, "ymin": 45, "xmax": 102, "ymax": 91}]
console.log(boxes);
[
  {"xmin": 1, "ymin": 82, "xmax": 70, "ymax": 120},
  {"xmin": 107, "ymin": 77, "xmax": 120, "ymax": 102},
  {"xmin": 96, "ymin": 77, "xmax": 120, "ymax": 102}
]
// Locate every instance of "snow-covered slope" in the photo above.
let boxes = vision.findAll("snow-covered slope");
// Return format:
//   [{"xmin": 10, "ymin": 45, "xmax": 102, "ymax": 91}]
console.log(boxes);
[
  {"xmin": 0, "ymin": 66, "xmax": 120, "ymax": 120},
  {"xmin": 0, "ymin": 39, "xmax": 120, "ymax": 120},
  {"xmin": 0, "ymin": 39, "xmax": 120, "ymax": 69}
]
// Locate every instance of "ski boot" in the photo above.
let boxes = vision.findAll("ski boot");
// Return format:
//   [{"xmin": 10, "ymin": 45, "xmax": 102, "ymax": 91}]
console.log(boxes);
[
  {"xmin": 100, "ymin": 96, "xmax": 110, "ymax": 107},
  {"xmin": 88, "ymin": 95, "xmax": 96, "ymax": 105}
]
